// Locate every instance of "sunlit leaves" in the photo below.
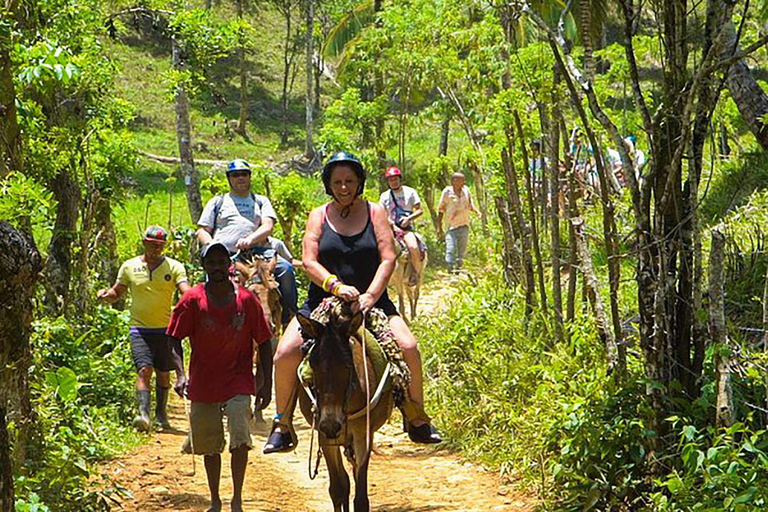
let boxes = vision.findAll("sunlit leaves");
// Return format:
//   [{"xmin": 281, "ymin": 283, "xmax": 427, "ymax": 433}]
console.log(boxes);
[{"xmin": 16, "ymin": 41, "xmax": 81, "ymax": 89}]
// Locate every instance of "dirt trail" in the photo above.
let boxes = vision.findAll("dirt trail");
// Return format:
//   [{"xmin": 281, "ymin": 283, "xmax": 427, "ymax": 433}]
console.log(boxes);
[{"xmin": 102, "ymin": 273, "xmax": 538, "ymax": 511}]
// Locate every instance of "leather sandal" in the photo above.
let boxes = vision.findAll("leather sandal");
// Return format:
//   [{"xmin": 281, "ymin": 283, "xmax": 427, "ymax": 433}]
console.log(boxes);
[
  {"xmin": 407, "ymin": 422, "xmax": 442, "ymax": 444},
  {"xmin": 263, "ymin": 424, "xmax": 296, "ymax": 454}
]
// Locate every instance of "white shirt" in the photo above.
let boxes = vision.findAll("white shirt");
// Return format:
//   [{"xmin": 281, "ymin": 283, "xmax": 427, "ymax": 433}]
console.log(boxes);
[
  {"xmin": 267, "ymin": 237, "xmax": 293, "ymax": 261},
  {"xmin": 198, "ymin": 192, "xmax": 277, "ymax": 253},
  {"xmin": 379, "ymin": 186, "xmax": 421, "ymax": 224},
  {"xmin": 438, "ymin": 185, "xmax": 473, "ymax": 230}
]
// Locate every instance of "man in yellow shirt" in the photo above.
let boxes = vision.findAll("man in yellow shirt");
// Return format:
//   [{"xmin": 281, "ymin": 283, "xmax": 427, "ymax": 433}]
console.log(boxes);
[{"xmin": 97, "ymin": 226, "xmax": 191, "ymax": 431}]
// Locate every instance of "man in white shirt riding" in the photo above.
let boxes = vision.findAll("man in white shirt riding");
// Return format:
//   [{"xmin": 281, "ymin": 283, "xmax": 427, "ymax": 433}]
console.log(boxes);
[
  {"xmin": 379, "ymin": 166, "xmax": 424, "ymax": 286},
  {"xmin": 196, "ymin": 159, "xmax": 298, "ymax": 323}
]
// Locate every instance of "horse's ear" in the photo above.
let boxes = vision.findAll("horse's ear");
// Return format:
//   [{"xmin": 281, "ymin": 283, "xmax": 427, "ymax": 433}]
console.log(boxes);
[
  {"xmin": 347, "ymin": 312, "xmax": 364, "ymax": 337},
  {"xmin": 297, "ymin": 313, "xmax": 323, "ymax": 339}
]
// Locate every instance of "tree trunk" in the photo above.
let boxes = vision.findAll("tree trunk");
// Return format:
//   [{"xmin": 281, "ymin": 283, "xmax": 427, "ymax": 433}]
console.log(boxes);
[
  {"xmin": 0, "ymin": 221, "xmax": 42, "ymax": 479},
  {"xmin": 536, "ymin": 104, "xmax": 550, "ymax": 237},
  {"xmin": 560, "ymin": 117, "xmax": 580, "ymax": 323},
  {"xmin": 280, "ymin": 4, "xmax": 293, "ymax": 147},
  {"xmin": 709, "ymin": 229, "xmax": 733, "ymax": 428},
  {"xmin": 373, "ymin": 0, "xmax": 386, "ymax": 170},
  {"xmin": 502, "ymin": 135, "xmax": 535, "ymax": 314},
  {"xmin": 495, "ymin": 197, "xmax": 521, "ymax": 287},
  {"xmin": 45, "ymin": 167, "xmax": 80, "ymax": 314},
  {"xmin": 721, "ymin": 21, "xmax": 768, "ymax": 150},
  {"xmin": 573, "ymin": 217, "xmax": 620, "ymax": 373},
  {"xmin": 763, "ymin": 260, "xmax": 768, "ymax": 421},
  {"xmin": 422, "ymin": 183, "xmax": 441, "ymax": 233},
  {"xmin": 0, "ymin": 22, "xmax": 22, "ymax": 179},
  {"xmin": 579, "ymin": 0, "xmax": 595, "ymax": 81},
  {"xmin": 0, "ymin": 402, "xmax": 12, "ymax": 510},
  {"xmin": 547, "ymin": 91, "xmax": 564, "ymax": 344},
  {"xmin": 516, "ymin": 112, "xmax": 548, "ymax": 314},
  {"xmin": 439, "ymin": 116, "xmax": 450, "ymax": 156},
  {"xmin": 304, "ymin": 0, "xmax": 314, "ymax": 157},
  {"xmin": 73, "ymin": 174, "xmax": 96, "ymax": 317},
  {"xmin": 172, "ymin": 40, "xmax": 203, "ymax": 224},
  {"xmin": 94, "ymin": 194, "xmax": 121, "ymax": 308},
  {"xmin": 236, "ymin": 0, "xmax": 248, "ymax": 136}
]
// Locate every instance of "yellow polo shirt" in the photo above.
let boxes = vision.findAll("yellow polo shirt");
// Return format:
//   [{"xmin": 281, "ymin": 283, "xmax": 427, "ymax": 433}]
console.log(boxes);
[{"xmin": 117, "ymin": 256, "xmax": 188, "ymax": 328}]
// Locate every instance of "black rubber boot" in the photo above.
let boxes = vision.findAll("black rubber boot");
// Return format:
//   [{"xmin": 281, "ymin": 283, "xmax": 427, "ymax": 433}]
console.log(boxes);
[
  {"xmin": 133, "ymin": 389, "xmax": 151, "ymax": 432},
  {"xmin": 155, "ymin": 385, "xmax": 171, "ymax": 430}
]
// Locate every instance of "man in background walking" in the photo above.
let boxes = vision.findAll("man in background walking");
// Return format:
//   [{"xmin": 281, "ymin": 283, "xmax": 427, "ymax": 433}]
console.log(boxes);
[
  {"xmin": 97, "ymin": 225, "xmax": 190, "ymax": 431},
  {"xmin": 437, "ymin": 172, "xmax": 478, "ymax": 273}
]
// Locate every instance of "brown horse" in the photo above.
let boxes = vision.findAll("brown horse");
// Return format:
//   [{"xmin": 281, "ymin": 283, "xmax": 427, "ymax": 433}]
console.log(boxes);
[
  {"xmin": 236, "ymin": 254, "xmax": 282, "ymax": 421},
  {"xmin": 390, "ymin": 241, "xmax": 427, "ymax": 323},
  {"xmin": 296, "ymin": 311, "xmax": 394, "ymax": 512}
]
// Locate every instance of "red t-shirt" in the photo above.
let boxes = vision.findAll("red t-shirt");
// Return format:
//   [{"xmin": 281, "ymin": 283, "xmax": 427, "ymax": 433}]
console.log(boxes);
[{"xmin": 167, "ymin": 283, "xmax": 272, "ymax": 403}]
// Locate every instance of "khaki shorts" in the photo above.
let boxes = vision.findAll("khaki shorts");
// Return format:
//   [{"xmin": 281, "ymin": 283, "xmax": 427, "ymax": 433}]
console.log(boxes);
[{"xmin": 182, "ymin": 395, "xmax": 252, "ymax": 455}]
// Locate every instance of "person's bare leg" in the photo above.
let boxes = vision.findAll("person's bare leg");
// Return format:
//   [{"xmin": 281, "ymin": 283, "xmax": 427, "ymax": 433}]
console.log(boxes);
[
  {"xmin": 230, "ymin": 446, "xmax": 248, "ymax": 512},
  {"xmin": 404, "ymin": 232, "xmax": 422, "ymax": 275},
  {"xmin": 204, "ymin": 454, "xmax": 222, "ymax": 512},
  {"xmin": 271, "ymin": 318, "xmax": 304, "ymax": 435},
  {"xmin": 388, "ymin": 316, "xmax": 426, "ymax": 427},
  {"xmin": 136, "ymin": 366, "xmax": 153, "ymax": 391}
]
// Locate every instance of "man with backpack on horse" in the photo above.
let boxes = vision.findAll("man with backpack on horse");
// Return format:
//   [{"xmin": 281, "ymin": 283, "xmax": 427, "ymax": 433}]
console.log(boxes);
[
  {"xmin": 196, "ymin": 159, "xmax": 298, "ymax": 326},
  {"xmin": 379, "ymin": 166, "xmax": 425, "ymax": 287}
]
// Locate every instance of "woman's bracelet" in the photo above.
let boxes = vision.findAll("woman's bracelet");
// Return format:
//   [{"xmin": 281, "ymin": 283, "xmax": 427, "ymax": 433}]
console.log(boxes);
[
  {"xmin": 329, "ymin": 280, "xmax": 343, "ymax": 296},
  {"xmin": 322, "ymin": 274, "xmax": 339, "ymax": 292}
]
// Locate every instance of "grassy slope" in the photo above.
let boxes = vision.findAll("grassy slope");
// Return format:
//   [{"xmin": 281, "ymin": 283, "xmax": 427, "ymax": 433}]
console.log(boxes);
[{"xmin": 108, "ymin": 5, "xmax": 462, "ymax": 261}]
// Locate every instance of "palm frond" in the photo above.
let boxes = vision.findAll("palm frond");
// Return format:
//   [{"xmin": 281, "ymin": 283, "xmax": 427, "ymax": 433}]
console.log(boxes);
[{"xmin": 322, "ymin": 0, "xmax": 375, "ymax": 59}]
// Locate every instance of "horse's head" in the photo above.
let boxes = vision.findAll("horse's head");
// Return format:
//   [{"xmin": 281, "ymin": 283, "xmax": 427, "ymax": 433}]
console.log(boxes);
[
  {"xmin": 297, "ymin": 311, "xmax": 363, "ymax": 440},
  {"xmin": 239, "ymin": 254, "xmax": 281, "ymax": 331}
]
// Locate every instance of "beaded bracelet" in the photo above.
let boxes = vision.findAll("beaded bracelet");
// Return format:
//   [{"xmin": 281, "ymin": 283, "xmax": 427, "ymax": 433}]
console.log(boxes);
[
  {"xmin": 322, "ymin": 274, "xmax": 339, "ymax": 292},
  {"xmin": 329, "ymin": 280, "xmax": 343, "ymax": 296}
]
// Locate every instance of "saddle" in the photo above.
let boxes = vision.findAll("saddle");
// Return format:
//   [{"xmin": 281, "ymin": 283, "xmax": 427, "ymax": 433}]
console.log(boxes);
[{"xmin": 395, "ymin": 231, "xmax": 428, "ymax": 261}]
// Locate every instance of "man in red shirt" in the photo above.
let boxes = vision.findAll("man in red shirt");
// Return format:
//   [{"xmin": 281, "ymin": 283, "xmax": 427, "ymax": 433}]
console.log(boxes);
[{"xmin": 167, "ymin": 242, "xmax": 272, "ymax": 512}]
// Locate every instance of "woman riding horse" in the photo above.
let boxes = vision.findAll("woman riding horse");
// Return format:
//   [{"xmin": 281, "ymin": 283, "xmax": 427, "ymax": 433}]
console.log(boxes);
[{"xmin": 264, "ymin": 151, "xmax": 441, "ymax": 453}]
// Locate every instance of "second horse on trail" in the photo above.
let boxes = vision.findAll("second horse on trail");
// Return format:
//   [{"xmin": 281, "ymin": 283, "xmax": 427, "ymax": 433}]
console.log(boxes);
[
  {"xmin": 296, "ymin": 311, "xmax": 394, "ymax": 512},
  {"xmin": 237, "ymin": 254, "xmax": 282, "ymax": 421},
  {"xmin": 390, "ymin": 244, "xmax": 427, "ymax": 323}
]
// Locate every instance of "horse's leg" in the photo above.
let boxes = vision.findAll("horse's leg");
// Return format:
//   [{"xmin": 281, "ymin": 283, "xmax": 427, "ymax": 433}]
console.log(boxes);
[
  {"xmin": 411, "ymin": 281, "xmax": 420, "ymax": 319},
  {"xmin": 351, "ymin": 429, "xmax": 371, "ymax": 512},
  {"xmin": 324, "ymin": 445, "xmax": 350, "ymax": 512}
]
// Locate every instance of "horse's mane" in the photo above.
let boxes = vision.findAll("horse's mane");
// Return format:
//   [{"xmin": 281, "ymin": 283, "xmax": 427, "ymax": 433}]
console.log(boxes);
[{"xmin": 309, "ymin": 313, "xmax": 356, "ymax": 371}]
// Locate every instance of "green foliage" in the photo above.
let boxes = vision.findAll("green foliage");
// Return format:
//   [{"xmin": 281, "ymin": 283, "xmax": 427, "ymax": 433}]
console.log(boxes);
[
  {"xmin": 650, "ymin": 421, "xmax": 768, "ymax": 510},
  {"xmin": 15, "ymin": 40, "xmax": 81, "ymax": 89},
  {"xmin": 14, "ymin": 308, "xmax": 140, "ymax": 510},
  {"xmin": 552, "ymin": 380, "xmax": 654, "ymax": 510},
  {"xmin": 167, "ymin": 8, "xmax": 239, "ymax": 91},
  {"xmin": 416, "ymin": 272, "xmax": 609, "ymax": 484},
  {"xmin": 700, "ymin": 151, "xmax": 768, "ymax": 224},
  {"xmin": 0, "ymin": 172, "xmax": 55, "ymax": 228}
]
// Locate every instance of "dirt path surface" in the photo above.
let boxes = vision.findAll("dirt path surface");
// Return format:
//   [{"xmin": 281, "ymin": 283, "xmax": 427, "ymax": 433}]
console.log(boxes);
[{"xmin": 102, "ymin": 274, "xmax": 538, "ymax": 511}]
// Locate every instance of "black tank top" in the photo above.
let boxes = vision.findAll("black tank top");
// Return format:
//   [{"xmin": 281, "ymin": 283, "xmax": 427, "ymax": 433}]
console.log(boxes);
[{"xmin": 304, "ymin": 203, "xmax": 397, "ymax": 316}]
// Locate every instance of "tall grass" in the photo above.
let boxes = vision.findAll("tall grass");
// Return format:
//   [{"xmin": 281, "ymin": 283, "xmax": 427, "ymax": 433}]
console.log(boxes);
[{"xmin": 415, "ymin": 273, "xmax": 609, "ymax": 489}]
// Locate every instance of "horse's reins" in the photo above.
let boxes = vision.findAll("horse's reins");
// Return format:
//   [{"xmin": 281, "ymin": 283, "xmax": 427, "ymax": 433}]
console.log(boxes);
[{"xmin": 301, "ymin": 311, "xmax": 390, "ymax": 479}]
